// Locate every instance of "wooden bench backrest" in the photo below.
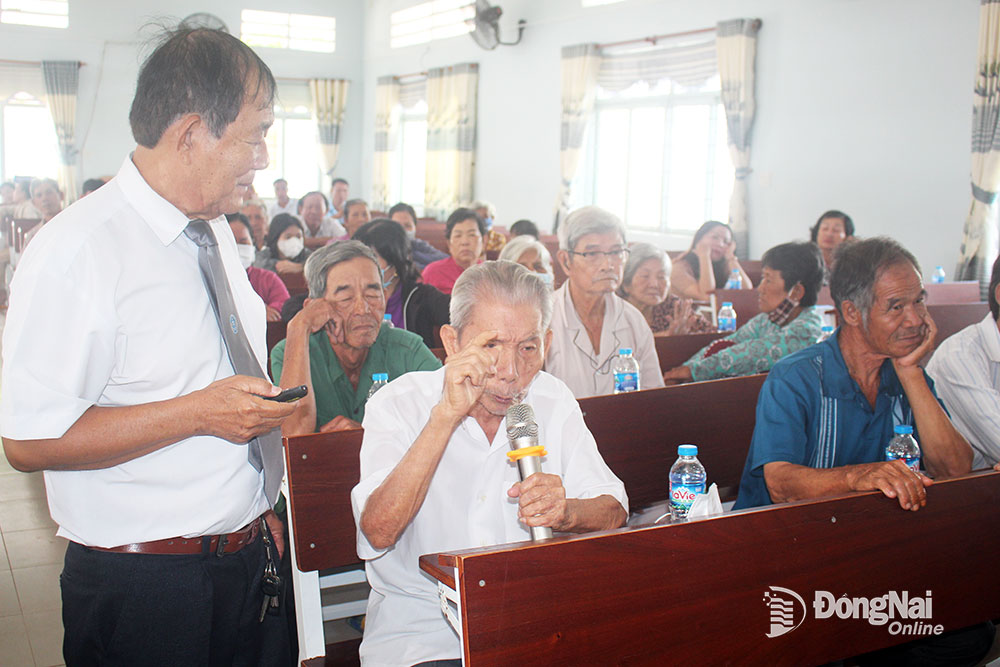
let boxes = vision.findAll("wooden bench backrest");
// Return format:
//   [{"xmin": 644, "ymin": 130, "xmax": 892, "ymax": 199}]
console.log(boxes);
[
  {"xmin": 280, "ymin": 271, "xmax": 308, "ymax": 296},
  {"xmin": 817, "ymin": 281, "xmax": 981, "ymax": 307},
  {"xmin": 422, "ymin": 470, "xmax": 1000, "ymax": 666},
  {"xmin": 578, "ymin": 373, "xmax": 766, "ymax": 509},
  {"xmin": 266, "ymin": 320, "xmax": 287, "ymax": 356},
  {"xmin": 284, "ymin": 430, "xmax": 364, "ymax": 572},
  {"xmin": 654, "ymin": 331, "xmax": 726, "ymax": 371}
]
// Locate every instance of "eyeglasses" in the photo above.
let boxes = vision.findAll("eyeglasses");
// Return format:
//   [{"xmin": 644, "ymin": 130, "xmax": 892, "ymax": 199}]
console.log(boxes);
[{"xmin": 569, "ymin": 248, "xmax": 631, "ymax": 264}]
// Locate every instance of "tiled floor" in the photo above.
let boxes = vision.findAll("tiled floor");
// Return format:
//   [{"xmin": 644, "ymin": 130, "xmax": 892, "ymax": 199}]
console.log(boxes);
[{"xmin": 0, "ymin": 448, "xmax": 66, "ymax": 667}]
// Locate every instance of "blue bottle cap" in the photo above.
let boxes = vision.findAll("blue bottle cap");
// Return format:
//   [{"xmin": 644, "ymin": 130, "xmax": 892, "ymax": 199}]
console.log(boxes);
[
  {"xmin": 894, "ymin": 424, "xmax": 913, "ymax": 435},
  {"xmin": 372, "ymin": 373, "xmax": 381, "ymax": 381},
  {"xmin": 722, "ymin": 302, "xmax": 733, "ymax": 308},
  {"xmin": 619, "ymin": 348, "xmax": 632, "ymax": 355},
  {"xmin": 383, "ymin": 314, "xmax": 392, "ymax": 321},
  {"xmin": 821, "ymin": 325, "xmax": 834, "ymax": 332},
  {"xmin": 678, "ymin": 444, "xmax": 698, "ymax": 456}
]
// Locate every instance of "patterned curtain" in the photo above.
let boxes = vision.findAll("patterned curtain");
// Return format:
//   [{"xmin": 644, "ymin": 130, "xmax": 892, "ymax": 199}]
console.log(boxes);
[
  {"xmin": 308, "ymin": 79, "xmax": 350, "ymax": 179},
  {"xmin": 372, "ymin": 76, "xmax": 401, "ymax": 212},
  {"xmin": 424, "ymin": 63, "xmax": 478, "ymax": 221},
  {"xmin": 41, "ymin": 61, "xmax": 78, "ymax": 201},
  {"xmin": 716, "ymin": 19, "xmax": 762, "ymax": 259},
  {"xmin": 957, "ymin": 0, "xmax": 1000, "ymax": 297},
  {"xmin": 555, "ymin": 44, "xmax": 600, "ymax": 232}
]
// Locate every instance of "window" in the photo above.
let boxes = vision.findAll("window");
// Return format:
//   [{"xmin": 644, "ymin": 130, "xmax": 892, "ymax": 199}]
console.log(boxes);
[
  {"xmin": 241, "ymin": 9, "xmax": 335, "ymax": 53},
  {"xmin": 252, "ymin": 102, "xmax": 324, "ymax": 198},
  {"xmin": 390, "ymin": 0, "xmax": 474, "ymax": 49},
  {"xmin": 1, "ymin": 0, "xmax": 68, "ymax": 28},
  {"xmin": 1, "ymin": 92, "xmax": 60, "ymax": 182},
  {"xmin": 582, "ymin": 0, "xmax": 625, "ymax": 6},
  {"xmin": 392, "ymin": 100, "xmax": 428, "ymax": 214},
  {"xmin": 576, "ymin": 76, "xmax": 733, "ymax": 235}
]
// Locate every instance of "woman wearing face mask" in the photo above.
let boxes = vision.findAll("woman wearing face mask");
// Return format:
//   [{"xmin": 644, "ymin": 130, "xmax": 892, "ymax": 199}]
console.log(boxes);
[
  {"xmin": 616, "ymin": 243, "xmax": 714, "ymax": 335},
  {"xmin": 497, "ymin": 235, "xmax": 555, "ymax": 289},
  {"xmin": 662, "ymin": 242, "xmax": 825, "ymax": 384},
  {"xmin": 387, "ymin": 202, "xmax": 446, "ymax": 271},
  {"xmin": 255, "ymin": 213, "xmax": 312, "ymax": 275},
  {"xmin": 353, "ymin": 219, "xmax": 451, "ymax": 349},
  {"xmin": 472, "ymin": 199, "xmax": 507, "ymax": 252},
  {"xmin": 227, "ymin": 214, "xmax": 289, "ymax": 322},
  {"xmin": 671, "ymin": 220, "xmax": 753, "ymax": 301}
]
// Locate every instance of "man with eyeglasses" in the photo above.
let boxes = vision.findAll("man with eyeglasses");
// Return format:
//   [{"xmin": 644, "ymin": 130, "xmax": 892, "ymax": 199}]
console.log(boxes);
[{"xmin": 545, "ymin": 206, "xmax": 665, "ymax": 398}]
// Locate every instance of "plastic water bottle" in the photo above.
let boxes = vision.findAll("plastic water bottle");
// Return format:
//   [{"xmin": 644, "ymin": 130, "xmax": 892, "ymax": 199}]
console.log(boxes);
[
  {"xmin": 382, "ymin": 314, "xmax": 394, "ymax": 328},
  {"xmin": 931, "ymin": 266, "xmax": 946, "ymax": 284},
  {"xmin": 724, "ymin": 268, "xmax": 742, "ymax": 290},
  {"xmin": 367, "ymin": 372, "xmax": 388, "ymax": 400},
  {"xmin": 885, "ymin": 424, "xmax": 921, "ymax": 473},
  {"xmin": 669, "ymin": 444, "xmax": 707, "ymax": 521},
  {"xmin": 718, "ymin": 301, "xmax": 737, "ymax": 333},
  {"xmin": 611, "ymin": 348, "xmax": 640, "ymax": 394},
  {"xmin": 818, "ymin": 325, "xmax": 834, "ymax": 342}
]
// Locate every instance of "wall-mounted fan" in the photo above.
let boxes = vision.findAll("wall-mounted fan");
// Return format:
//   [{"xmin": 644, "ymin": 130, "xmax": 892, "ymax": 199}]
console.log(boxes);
[
  {"xmin": 178, "ymin": 12, "xmax": 230, "ymax": 33},
  {"xmin": 469, "ymin": 0, "xmax": 525, "ymax": 50}
]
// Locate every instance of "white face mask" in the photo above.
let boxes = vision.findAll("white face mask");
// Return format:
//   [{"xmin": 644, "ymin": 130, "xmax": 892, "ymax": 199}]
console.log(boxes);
[
  {"xmin": 404, "ymin": 228, "xmax": 416, "ymax": 241},
  {"xmin": 539, "ymin": 271, "xmax": 554, "ymax": 288},
  {"xmin": 236, "ymin": 243, "xmax": 256, "ymax": 269},
  {"xmin": 277, "ymin": 236, "xmax": 304, "ymax": 259}
]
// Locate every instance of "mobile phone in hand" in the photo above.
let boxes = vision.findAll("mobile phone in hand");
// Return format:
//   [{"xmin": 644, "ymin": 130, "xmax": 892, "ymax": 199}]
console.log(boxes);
[{"xmin": 265, "ymin": 385, "xmax": 308, "ymax": 402}]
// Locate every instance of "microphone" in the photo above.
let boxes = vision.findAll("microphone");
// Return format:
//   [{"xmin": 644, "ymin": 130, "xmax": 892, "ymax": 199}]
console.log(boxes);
[{"xmin": 506, "ymin": 403, "xmax": 553, "ymax": 541}]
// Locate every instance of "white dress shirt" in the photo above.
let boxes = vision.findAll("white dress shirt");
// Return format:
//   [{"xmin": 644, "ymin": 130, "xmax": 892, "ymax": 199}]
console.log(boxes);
[
  {"xmin": 545, "ymin": 282, "xmax": 665, "ymax": 398},
  {"xmin": 305, "ymin": 217, "xmax": 346, "ymax": 239},
  {"xmin": 1, "ymin": 155, "xmax": 270, "ymax": 547},
  {"xmin": 267, "ymin": 197, "xmax": 298, "ymax": 220},
  {"xmin": 351, "ymin": 367, "xmax": 627, "ymax": 667},
  {"xmin": 926, "ymin": 312, "xmax": 1000, "ymax": 469}
]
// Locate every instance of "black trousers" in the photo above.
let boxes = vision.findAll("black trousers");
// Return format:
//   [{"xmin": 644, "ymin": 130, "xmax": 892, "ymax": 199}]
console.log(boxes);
[{"xmin": 61, "ymin": 523, "xmax": 292, "ymax": 667}]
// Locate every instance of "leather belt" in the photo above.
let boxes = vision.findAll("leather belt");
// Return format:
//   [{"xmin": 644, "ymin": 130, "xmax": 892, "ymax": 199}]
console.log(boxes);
[{"xmin": 90, "ymin": 517, "xmax": 261, "ymax": 556}]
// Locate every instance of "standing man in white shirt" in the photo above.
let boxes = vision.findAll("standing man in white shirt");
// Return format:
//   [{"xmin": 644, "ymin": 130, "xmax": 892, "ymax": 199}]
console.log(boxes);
[
  {"xmin": 927, "ymin": 255, "xmax": 1000, "ymax": 469},
  {"xmin": 0, "ymin": 27, "xmax": 297, "ymax": 664},
  {"xmin": 545, "ymin": 206, "xmax": 665, "ymax": 398},
  {"xmin": 269, "ymin": 177, "xmax": 298, "ymax": 220},
  {"xmin": 352, "ymin": 261, "xmax": 627, "ymax": 667}
]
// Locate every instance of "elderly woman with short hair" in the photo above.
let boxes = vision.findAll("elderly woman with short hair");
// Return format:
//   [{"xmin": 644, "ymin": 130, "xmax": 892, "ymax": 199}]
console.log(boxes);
[
  {"xmin": 498, "ymin": 235, "xmax": 554, "ymax": 288},
  {"xmin": 545, "ymin": 206, "xmax": 665, "ymax": 398},
  {"xmin": 663, "ymin": 241, "xmax": 826, "ymax": 384},
  {"xmin": 617, "ymin": 243, "xmax": 714, "ymax": 335}
]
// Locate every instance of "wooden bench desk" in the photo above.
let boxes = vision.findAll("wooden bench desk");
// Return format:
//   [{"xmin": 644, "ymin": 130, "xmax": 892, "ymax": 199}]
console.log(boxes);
[{"xmin": 422, "ymin": 470, "xmax": 1000, "ymax": 665}]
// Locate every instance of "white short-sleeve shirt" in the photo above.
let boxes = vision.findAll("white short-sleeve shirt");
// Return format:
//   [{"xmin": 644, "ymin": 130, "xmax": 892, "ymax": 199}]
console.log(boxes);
[
  {"xmin": 545, "ymin": 282, "xmax": 665, "ymax": 398},
  {"xmin": 0, "ymin": 155, "xmax": 270, "ymax": 547},
  {"xmin": 351, "ymin": 367, "xmax": 627, "ymax": 667}
]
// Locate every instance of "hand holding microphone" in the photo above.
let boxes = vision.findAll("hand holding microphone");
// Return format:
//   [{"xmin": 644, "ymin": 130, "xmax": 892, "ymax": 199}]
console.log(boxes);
[{"xmin": 506, "ymin": 403, "xmax": 559, "ymax": 541}]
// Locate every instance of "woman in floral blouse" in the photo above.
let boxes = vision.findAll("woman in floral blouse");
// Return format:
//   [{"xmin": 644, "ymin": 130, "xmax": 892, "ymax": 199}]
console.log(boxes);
[
  {"xmin": 616, "ymin": 243, "xmax": 715, "ymax": 335},
  {"xmin": 662, "ymin": 242, "xmax": 826, "ymax": 383}
]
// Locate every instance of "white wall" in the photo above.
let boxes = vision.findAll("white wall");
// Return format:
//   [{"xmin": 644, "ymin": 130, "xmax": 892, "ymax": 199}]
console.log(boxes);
[
  {"xmin": 361, "ymin": 0, "xmax": 979, "ymax": 275},
  {"xmin": 0, "ymin": 0, "xmax": 366, "ymax": 195}
]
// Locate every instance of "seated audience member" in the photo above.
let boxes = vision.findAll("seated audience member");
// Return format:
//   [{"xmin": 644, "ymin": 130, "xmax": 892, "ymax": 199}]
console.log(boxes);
[
  {"xmin": 269, "ymin": 177, "xmax": 298, "ymax": 219},
  {"xmin": 240, "ymin": 198, "xmax": 269, "ymax": 249},
  {"xmin": 671, "ymin": 220, "xmax": 753, "ymax": 301},
  {"xmin": 0, "ymin": 181, "xmax": 13, "ymax": 204},
  {"xmin": 387, "ymin": 201, "xmax": 446, "ymax": 270},
  {"xmin": 271, "ymin": 241, "xmax": 441, "ymax": 434},
  {"xmin": 471, "ymin": 199, "xmax": 507, "ymax": 252},
  {"xmin": 9, "ymin": 178, "xmax": 39, "ymax": 219},
  {"xmin": 254, "ymin": 213, "xmax": 311, "ymax": 274},
  {"xmin": 617, "ymin": 243, "xmax": 714, "ymax": 335},
  {"xmin": 926, "ymin": 254, "xmax": 1000, "ymax": 468},
  {"xmin": 351, "ymin": 261, "xmax": 628, "ymax": 665},
  {"xmin": 80, "ymin": 178, "xmax": 105, "ymax": 197},
  {"xmin": 734, "ymin": 237, "xmax": 972, "ymax": 510},
  {"xmin": 328, "ymin": 177, "xmax": 349, "ymax": 220},
  {"xmin": 227, "ymin": 214, "xmax": 289, "ymax": 321},
  {"xmin": 299, "ymin": 190, "xmax": 345, "ymax": 249},
  {"xmin": 30, "ymin": 177, "xmax": 62, "ymax": 223},
  {"xmin": 509, "ymin": 218, "xmax": 540, "ymax": 239},
  {"xmin": 342, "ymin": 198, "xmax": 372, "ymax": 239},
  {"xmin": 498, "ymin": 234, "xmax": 554, "ymax": 287},
  {"xmin": 734, "ymin": 238, "xmax": 990, "ymax": 666},
  {"xmin": 810, "ymin": 209, "xmax": 855, "ymax": 271},
  {"xmin": 663, "ymin": 242, "xmax": 824, "ymax": 383},
  {"xmin": 354, "ymin": 219, "xmax": 451, "ymax": 348},
  {"xmin": 421, "ymin": 208, "xmax": 485, "ymax": 295},
  {"xmin": 546, "ymin": 206, "xmax": 664, "ymax": 398}
]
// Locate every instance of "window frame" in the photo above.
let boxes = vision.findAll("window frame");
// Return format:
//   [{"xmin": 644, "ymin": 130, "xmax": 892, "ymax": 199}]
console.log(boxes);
[
  {"xmin": 240, "ymin": 9, "xmax": 336, "ymax": 54},
  {"xmin": 1, "ymin": 91, "xmax": 61, "ymax": 182},
  {"xmin": 0, "ymin": 0, "xmax": 69, "ymax": 29}
]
